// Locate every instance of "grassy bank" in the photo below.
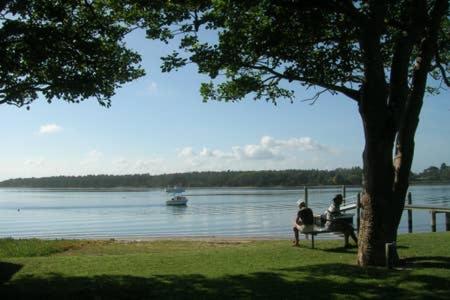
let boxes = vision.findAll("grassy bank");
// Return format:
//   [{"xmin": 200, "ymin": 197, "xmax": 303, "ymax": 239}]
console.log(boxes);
[{"xmin": 1, "ymin": 233, "xmax": 449, "ymax": 299}]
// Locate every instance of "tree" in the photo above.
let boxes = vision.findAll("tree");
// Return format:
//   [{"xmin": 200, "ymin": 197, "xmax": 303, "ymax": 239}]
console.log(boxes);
[
  {"xmin": 423, "ymin": 165, "xmax": 440, "ymax": 180},
  {"xmin": 0, "ymin": 0, "xmax": 144, "ymax": 108},
  {"xmin": 125, "ymin": 0, "xmax": 449, "ymax": 266}
]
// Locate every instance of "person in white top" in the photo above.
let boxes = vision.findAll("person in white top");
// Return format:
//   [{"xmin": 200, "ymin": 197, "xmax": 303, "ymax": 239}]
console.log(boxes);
[{"xmin": 324, "ymin": 194, "xmax": 358, "ymax": 248}]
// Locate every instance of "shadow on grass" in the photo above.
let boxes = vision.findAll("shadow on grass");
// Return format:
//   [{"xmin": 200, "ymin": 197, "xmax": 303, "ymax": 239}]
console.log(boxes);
[
  {"xmin": 0, "ymin": 262, "xmax": 22, "ymax": 284},
  {"xmin": 319, "ymin": 246, "xmax": 358, "ymax": 254},
  {"xmin": 1, "ymin": 262, "xmax": 449, "ymax": 299},
  {"xmin": 401, "ymin": 256, "xmax": 450, "ymax": 270},
  {"xmin": 319, "ymin": 244, "xmax": 409, "ymax": 254}
]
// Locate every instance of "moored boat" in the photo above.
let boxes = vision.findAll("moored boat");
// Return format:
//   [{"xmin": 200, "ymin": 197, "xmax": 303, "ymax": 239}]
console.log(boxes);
[{"xmin": 166, "ymin": 195, "xmax": 188, "ymax": 206}]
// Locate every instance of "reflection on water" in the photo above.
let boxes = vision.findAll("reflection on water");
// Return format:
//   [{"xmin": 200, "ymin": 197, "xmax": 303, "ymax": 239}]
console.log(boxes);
[{"xmin": 0, "ymin": 185, "xmax": 449, "ymax": 239}]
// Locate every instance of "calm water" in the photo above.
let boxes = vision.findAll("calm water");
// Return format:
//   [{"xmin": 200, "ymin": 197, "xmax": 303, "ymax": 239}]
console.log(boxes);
[{"xmin": 0, "ymin": 185, "xmax": 449, "ymax": 239}]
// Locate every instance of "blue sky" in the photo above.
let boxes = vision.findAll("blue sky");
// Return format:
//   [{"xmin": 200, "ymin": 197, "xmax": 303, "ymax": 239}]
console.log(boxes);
[{"xmin": 0, "ymin": 30, "xmax": 449, "ymax": 180}]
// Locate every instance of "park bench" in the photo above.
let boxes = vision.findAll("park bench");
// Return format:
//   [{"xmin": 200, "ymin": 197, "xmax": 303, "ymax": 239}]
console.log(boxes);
[{"xmin": 299, "ymin": 213, "xmax": 355, "ymax": 249}]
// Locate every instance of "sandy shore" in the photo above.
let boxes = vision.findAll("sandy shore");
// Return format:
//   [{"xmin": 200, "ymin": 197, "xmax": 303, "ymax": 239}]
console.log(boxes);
[{"xmin": 113, "ymin": 235, "xmax": 290, "ymax": 243}]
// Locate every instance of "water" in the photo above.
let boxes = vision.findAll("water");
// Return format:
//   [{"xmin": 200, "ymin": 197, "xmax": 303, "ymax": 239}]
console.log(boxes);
[{"xmin": 0, "ymin": 185, "xmax": 449, "ymax": 239}]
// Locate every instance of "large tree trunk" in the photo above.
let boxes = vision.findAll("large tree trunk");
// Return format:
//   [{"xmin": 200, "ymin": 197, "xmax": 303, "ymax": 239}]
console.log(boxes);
[
  {"xmin": 357, "ymin": 110, "xmax": 417, "ymax": 267},
  {"xmin": 357, "ymin": 95, "xmax": 398, "ymax": 266}
]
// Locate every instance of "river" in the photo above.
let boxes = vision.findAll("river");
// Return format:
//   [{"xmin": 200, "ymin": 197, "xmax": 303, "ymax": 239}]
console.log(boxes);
[{"xmin": 0, "ymin": 185, "xmax": 449, "ymax": 239}]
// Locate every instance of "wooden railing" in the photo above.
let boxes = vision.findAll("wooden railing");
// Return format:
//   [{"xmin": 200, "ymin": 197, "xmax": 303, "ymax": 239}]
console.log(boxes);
[{"xmin": 337, "ymin": 190, "xmax": 450, "ymax": 233}]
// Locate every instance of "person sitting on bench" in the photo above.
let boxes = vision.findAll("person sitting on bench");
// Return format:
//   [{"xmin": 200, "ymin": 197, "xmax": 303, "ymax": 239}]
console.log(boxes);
[
  {"xmin": 324, "ymin": 194, "xmax": 358, "ymax": 248},
  {"xmin": 292, "ymin": 201, "xmax": 314, "ymax": 247}
]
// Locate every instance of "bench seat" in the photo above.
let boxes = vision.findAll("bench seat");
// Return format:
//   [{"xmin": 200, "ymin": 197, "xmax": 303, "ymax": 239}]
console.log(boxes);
[
  {"xmin": 299, "ymin": 225, "xmax": 342, "ymax": 249},
  {"xmin": 299, "ymin": 214, "xmax": 355, "ymax": 249}
]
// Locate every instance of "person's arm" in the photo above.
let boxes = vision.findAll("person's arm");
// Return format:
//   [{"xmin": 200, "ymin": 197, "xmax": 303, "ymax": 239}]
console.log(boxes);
[
  {"xmin": 295, "ymin": 211, "xmax": 303, "ymax": 226},
  {"xmin": 327, "ymin": 203, "xmax": 342, "ymax": 220}
]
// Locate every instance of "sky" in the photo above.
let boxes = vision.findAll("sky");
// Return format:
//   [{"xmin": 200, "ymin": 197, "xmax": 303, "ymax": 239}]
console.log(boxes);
[{"xmin": 0, "ymin": 30, "xmax": 449, "ymax": 180}]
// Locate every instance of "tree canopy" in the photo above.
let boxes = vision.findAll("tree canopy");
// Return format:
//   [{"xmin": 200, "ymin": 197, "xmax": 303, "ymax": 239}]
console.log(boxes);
[
  {"xmin": 125, "ymin": 0, "xmax": 449, "ymax": 104},
  {"xmin": 0, "ymin": 0, "xmax": 144, "ymax": 108}
]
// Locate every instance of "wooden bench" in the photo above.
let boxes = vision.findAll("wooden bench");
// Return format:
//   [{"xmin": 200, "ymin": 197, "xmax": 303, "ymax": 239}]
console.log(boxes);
[
  {"xmin": 300, "ymin": 214, "xmax": 355, "ymax": 249},
  {"xmin": 300, "ymin": 226, "xmax": 331, "ymax": 249}
]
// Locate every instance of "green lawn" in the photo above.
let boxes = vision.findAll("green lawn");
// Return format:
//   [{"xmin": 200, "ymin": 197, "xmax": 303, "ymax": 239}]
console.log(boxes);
[{"xmin": 1, "ymin": 233, "xmax": 449, "ymax": 299}]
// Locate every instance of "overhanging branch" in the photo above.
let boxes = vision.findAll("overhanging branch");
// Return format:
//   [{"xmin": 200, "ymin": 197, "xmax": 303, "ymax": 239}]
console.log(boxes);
[
  {"xmin": 247, "ymin": 64, "xmax": 360, "ymax": 102},
  {"xmin": 436, "ymin": 63, "xmax": 450, "ymax": 87},
  {"xmin": 435, "ymin": 51, "xmax": 450, "ymax": 87},
  {"xmin": 279, "ymin": 0, "xmax": 365, "ymax": 26}
]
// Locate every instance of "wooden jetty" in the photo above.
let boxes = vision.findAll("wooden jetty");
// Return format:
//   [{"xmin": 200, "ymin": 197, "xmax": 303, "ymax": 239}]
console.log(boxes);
[{"xmin": 306, "ymin": 187, "xmax": 450, "ymax": 233}]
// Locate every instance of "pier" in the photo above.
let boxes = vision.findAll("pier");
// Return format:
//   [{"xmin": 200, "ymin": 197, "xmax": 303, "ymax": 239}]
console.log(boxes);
[{"xmin": 320, "ymin": 187, "xmax": 450, "ymax": 233}]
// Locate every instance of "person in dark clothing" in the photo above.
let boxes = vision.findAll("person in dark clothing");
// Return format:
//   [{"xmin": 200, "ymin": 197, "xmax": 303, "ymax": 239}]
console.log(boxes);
[{"xmin": 292, "ymin": 201, "xmax": 314, "ymax": 247}]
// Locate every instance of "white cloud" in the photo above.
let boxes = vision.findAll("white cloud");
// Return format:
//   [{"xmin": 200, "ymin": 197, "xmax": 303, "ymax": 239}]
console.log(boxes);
[
  {"xmin": 110, "ymin": 157, "xmax": 165, "ymax": 173},
  {"xmin": 134, "ymin": 158, "xmax": 164, "ymax": 171},
  {"xmin": 178, "ymin": 147, "xmax": 195, "ymax": 158},
  {"xmin": 39, "ymin": 124, "xmax": 62, "ymax": 134},
  {"xmin": 199, "ymin": 147, "xmax": 212, "ymax": 157},
  {"xmin": 258, "ymin": 135, "xmax": 327, "ymax": 152},
  {"xmin": 24, "ymin": 158, "xmax": 45, "ymax": 167},
  {"xmin": 233, "ymin": 144, "xmax": 279, "ymax": 160},
  {"xmin": 113, "ymin": 158, "xmax": 130, "ymax": 166},
  {"xmin": 176, "ymin": 136, "xmax": 337, "ymax": 167},
  {"xmin": 0, "ymin": 136, "xmax": 340, "ymax": 179}
]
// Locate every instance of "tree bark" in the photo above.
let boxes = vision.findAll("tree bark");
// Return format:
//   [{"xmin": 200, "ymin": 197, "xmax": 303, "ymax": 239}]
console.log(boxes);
[{"xmin": 357, "ymin": 91, "xmax": 398, "ymax": 266}]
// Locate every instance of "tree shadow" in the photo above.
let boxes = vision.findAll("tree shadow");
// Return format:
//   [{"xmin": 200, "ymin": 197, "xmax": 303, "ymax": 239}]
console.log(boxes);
[
  {"xmin": 319, "ymin": 246, "xmax": 358, "ymax": 254},
  {"xmin": 1, "ymin": 263, "xmax": 449, "ymax": 299},
  {"xmin": 319, "ymin": 244, "xmax": 409, "ymax": 254},
  {"xmin": 0, "ymin": 262, "xmax": 23, "ymax": 284},
  {"xmin": 396, "ymin": 245, "xmax": 409, "ymax": 249},
  {"xmin": 278, "ymin": 263, "xmax": 450, "ymax": 299},
  {"xmin": 401, "ymin": 256, "xmax": 450, "ymax": 270}
]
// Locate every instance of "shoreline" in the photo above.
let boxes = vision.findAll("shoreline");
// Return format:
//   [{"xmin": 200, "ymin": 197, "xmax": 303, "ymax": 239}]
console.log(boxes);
[
  {"xmin": 2, "ymin": 181, "xmax": 450, "ymax": 190},
  {"xmin": 4, "ymin": 231, "xmax": 446, "ymax": 243},
  {"xmin": 1, "ymin": 235, "xmax": 291, "ymax": 242},
  {"xmin": 115, "ymin": 235, "xmax": 290, "ymax": 242}
]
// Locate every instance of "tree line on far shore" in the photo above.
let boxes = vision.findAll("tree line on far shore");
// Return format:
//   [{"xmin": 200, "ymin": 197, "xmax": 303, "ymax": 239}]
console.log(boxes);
[{"xmin": 0, "ymin": 164, "xmax": 448, "ymax": 188}]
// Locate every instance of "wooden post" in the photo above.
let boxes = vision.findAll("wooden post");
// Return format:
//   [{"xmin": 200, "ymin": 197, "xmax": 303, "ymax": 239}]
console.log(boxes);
[
  {"xmin": 444, "ymin": 213, "xmax": 450, "ymax": 231},
  {"xmin": 385, "ymin": 242, "xmax": 396, "ymax": 269},
  {"xmin": 407, "ymin": 192, "xmax": 412, "ymax": 233},
  {"xmin": 304, "ymin": 186, "xmax": 309, "ymax": 207},
  {"xmin": 431, "ymin": 211, "xmax": 436, "ymax": 232},
  {"xmin": 356, "ymin": 192, "xmax": 361, "ymax": 233},
  {"xmin": 342, "ymin": 185, "xmax": 346, "ymax": 204}
]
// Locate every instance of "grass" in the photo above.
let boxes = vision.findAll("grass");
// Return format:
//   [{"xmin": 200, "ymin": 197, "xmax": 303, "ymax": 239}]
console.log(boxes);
[{"xmin": 1, "ymin": 233, "xmax": 449, "ymax": 299}]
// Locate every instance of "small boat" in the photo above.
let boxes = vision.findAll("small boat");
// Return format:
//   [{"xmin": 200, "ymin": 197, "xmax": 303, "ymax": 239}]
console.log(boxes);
[
  {"xmin": 166, "ymin": 195, "xmax": 188, "ymax": 206},
  {"xmin": 165, "ymin": 186, "xmax": 186, "ymax": 193}
]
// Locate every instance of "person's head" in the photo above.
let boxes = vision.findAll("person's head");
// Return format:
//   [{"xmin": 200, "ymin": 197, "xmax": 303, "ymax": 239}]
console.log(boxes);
[
  {"xmin": 297, "ymin": 201, "xmax": 306, "ymax": 209},
  {"xmin": 333, "ymin": 194, "xmax": 343, "ymax": 205}
]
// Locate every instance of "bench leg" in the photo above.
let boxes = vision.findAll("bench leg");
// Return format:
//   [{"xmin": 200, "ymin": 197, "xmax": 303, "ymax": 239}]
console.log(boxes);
[{"xmin": 312, "ymin": 234, "xmax": 315, "ymax": 249}]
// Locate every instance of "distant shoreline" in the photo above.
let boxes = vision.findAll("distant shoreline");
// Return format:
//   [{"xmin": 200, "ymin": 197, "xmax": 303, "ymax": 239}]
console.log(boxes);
[
  {"xmin": 0, "ymin": 181, "xmax": 449, "ymax": 189},
  {"xmin": 1, "ymin": 166, "xmax": 449, "ymax": 188}
]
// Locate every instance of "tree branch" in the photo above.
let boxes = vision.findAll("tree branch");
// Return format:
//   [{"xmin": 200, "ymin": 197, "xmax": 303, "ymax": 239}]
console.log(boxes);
[
  {"xmin": 389, "ymin": 0, "xmax": 427, "ymax": 126},
  {"xmin": 301, "ymin": 88, "xmax": 330, "ymax": 105},
  {"xmin": 247, "ymin": 64, "xmax": 360, "ymax": 101},
  {"xmin": 279, "ymin": 0, "xmax": 366, "ymax": 26},
  {"xmin": 435, "ymin": 51, "xmax": 450, "ymax": 87}
]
